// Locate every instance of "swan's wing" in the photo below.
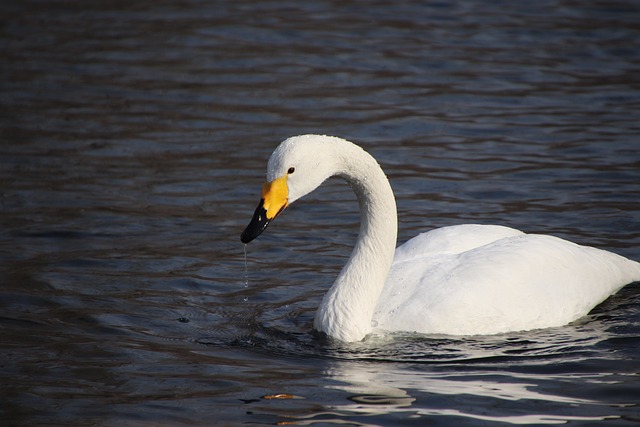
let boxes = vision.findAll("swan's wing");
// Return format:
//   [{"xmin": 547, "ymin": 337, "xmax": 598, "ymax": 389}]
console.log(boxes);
[
  {"xmin": 394, "ymin": 224, "xmax": 524, "ymax": 262},
  {"xmin": 376, "ymin": 234, "xmax": 640, "ymax": 335}
]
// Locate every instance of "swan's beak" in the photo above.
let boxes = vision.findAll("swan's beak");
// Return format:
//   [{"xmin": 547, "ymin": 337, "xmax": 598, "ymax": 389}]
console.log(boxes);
[{"xmin": 241, "ymin": 176, "xmax": 288, "ymax": 243}]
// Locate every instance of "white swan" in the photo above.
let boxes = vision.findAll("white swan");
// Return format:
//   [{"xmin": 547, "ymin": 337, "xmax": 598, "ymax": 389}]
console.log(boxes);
[{"xmin": 241, "ymin": 135, "xmax": 640, "ymax": 342}]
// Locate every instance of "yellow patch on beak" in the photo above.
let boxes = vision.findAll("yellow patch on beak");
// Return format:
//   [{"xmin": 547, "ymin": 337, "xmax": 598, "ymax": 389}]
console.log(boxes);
[{"xmin": 262, "ymin": 175, "xmax": 289, "ymax": 219}]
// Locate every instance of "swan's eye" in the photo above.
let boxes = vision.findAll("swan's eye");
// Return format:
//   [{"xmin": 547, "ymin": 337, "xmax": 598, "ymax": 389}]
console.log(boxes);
[{"xmin": 288, "ymin": 167, "xmax": 295, "ymax": 174}]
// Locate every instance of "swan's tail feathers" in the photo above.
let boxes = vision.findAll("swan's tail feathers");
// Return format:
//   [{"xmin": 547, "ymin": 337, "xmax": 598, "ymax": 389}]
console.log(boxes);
[{"xmin": 628, "ymin": 258, "xmax": 640, "ymax": 283}]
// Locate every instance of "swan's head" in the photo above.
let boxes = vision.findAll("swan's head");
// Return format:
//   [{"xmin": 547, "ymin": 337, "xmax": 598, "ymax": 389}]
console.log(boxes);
[{"xmin": 241, "ymin": 135, "xmax": 344, "ymax": 243}]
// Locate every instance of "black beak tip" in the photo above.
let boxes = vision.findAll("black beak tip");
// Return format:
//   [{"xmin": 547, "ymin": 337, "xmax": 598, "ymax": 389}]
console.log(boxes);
[
  {"xmin": 240, "ymin": 231, "xmax": 251, "ymax": 244},
  {"xmin": 241, "ymin": 202, "xmax": 270, "ymax": 244},
  {"xmin": 240, "ymin": 227, "xmax": 261, "ymax": 244}
]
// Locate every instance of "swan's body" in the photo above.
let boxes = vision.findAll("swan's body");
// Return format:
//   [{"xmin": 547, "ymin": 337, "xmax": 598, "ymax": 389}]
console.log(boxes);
[{"xmin": 241, "ymin": 135, "xmax": 640, "ymax": 342}]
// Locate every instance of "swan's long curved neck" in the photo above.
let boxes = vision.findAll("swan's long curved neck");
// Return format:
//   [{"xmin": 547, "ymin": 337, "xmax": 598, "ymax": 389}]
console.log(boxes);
[{"xmin": 313, "ymin": 143, "xmax": 398, "ymax": 341}]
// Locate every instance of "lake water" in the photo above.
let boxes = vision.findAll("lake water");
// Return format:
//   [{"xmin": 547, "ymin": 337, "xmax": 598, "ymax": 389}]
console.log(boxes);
[{"xmin": 2, "ymin": 0, "xmax": 640, "ymax": 425}]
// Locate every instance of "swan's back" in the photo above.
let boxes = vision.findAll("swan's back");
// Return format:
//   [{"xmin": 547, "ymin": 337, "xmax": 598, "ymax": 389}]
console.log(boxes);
[
  {"xmin": 393, "ymin": 224, "xmax": 524, "ymax": 261},
  {"xmin": 375, "ymin": 225, "xmax": 640, "ymax": 336}
]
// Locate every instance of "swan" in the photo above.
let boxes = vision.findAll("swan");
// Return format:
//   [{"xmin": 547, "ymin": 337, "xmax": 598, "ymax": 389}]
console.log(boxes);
[{"xmin": 240, "ymin": 134, "xmax": 640, "ymax": 342}]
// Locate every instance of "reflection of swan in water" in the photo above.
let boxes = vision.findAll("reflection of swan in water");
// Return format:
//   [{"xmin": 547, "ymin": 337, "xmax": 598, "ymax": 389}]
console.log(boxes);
[
  {"xmin": 241, "ymin": 134, "xmax": 640, "ymax": 342},
  {"xmin": 249, "ymin": 317, "xmax": 626, "ymax": 425},
  {"xmin": 312, "ymin": 360, "xmax": 619, "ymax": 425}
]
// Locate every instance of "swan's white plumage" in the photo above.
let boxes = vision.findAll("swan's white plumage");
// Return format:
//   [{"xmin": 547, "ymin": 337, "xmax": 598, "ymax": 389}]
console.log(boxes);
[
  {"xmin": 247, "ymin": 135, "xmax": 640, "ymax": 342},
  {"xmin": 377, "ymin": 227, "xmax": 640, "ymax": 335}
]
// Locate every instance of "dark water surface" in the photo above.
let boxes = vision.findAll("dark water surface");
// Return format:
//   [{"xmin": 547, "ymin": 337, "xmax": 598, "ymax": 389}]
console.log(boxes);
[{"xmin": 2, "ymin": 0, "xmax": 640, "ymax": 425}]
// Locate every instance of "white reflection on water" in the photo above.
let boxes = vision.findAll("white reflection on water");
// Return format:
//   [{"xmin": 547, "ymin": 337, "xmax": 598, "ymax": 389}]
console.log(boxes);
[{"xmin": 319, "ymin": 363, "xmax": 619, "ymax": 425}]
